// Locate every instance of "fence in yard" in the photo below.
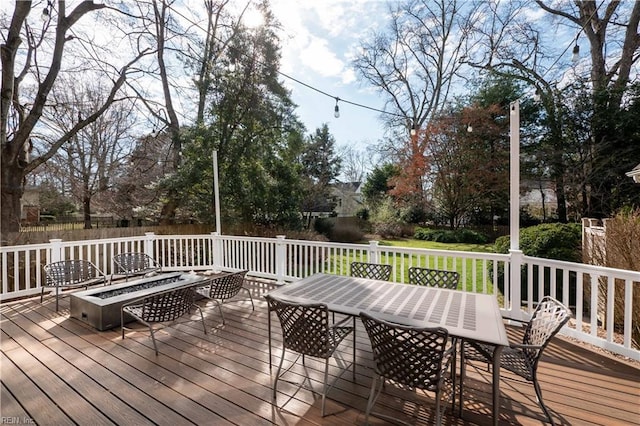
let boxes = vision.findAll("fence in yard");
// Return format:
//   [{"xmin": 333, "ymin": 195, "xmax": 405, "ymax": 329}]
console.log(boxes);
[{"xmin": 1, "ymin": 232, "xmax": 638, "ymax": 360}]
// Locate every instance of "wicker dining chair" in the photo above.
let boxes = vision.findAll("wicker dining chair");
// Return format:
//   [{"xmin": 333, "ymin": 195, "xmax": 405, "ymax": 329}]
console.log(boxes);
[
  {"xmin": 112, "ymin": 252, "xmax": 161, "ymax": 282},
  {"xmin": 408, "ymin": 267, "xmax": 459, "ymax": 289},
  {"xmin": 265, "ymin": 294, "xmax": 355, "ymax": 417},
  {"xmin": 42, "ymin": 260, "xmax": 107, "ymax": 311},
  {"xmin": 360, "ymin": 311, "xmax": 454, "ymax": 426},
  {"xmin": 351, "ymin": 261, "xmax": 393, "ymax": 281},
  {"xmin": 459, "ymin": 296, "xmax": 571, "ymax": 425},
  {"xmin": 196, "ymin": 270, "xmax": 254, "ymax": 324},
  {"xmin": 121, "ymin": 284, "xmax": 206, "ymax": 355}
]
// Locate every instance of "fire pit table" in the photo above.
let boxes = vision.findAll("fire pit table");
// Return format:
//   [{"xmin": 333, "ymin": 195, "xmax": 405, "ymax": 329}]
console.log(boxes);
[{"xmin": 70, "ymin": 272, "xmax": 209, "ymax": 331}]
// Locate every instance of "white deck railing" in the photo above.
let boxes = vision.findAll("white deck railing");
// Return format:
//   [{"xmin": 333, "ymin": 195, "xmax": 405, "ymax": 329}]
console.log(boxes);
[{"xmin": 1, "ymin": 232, "xmax": 638, "ymax": 360}]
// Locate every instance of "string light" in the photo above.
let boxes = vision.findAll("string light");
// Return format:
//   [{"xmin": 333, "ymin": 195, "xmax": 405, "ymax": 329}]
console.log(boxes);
[
  {"xmin": 41, "ymin": 0, "xmax": 52, "ymax": 21},
  {"xmin": 571, "ymin": 44, "xmax": 580, "ymax": 63},
  {"xmin": 334, "ymin": 97, "xmax": 340, "ymax": 118},
  {"xmin": 467, "ymin": 124, "xmax": 473, "ymax": 133}
]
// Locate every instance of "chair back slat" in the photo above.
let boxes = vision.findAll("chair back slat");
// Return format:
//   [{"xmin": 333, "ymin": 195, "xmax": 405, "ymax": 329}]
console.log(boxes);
[
  {"xmin": 44, "ymin": 260, "xmax": 104, "ymax": 286},
  {"xmin": 360, "ymin": 311, "xmax": 451, "ymax": 392},
  {"xmin": 265, "ymin": 295, "xmax": 338, "ymax": 358},
  {"xmin": 113, "ymin": 253, "xmax": 160, "ymax": 276},
  {"xmin": 351, "ymin": 262, "xmax": 392, "ymax": 281},
  {"xmin": 206, "ymin": 270, "xmax": 248, "ymax": 300},
  {"xmin": 124, "ymin": 285, "xmax": 197, "ymax": 323},
  {"xmin": 408, "ymin": 267, "xmax": 459, "ymax": 289},
  {"xmin": 522, "ymin": 296, "xmax": 571, "ymax": 364}
]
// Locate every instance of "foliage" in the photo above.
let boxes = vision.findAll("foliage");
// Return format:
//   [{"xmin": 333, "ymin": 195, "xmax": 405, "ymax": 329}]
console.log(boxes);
[
  {"xmin": 299, "ymin": 124, "xmax": 342, "ymax": 224},
  {"xmin": 370, "ymin": 197, "xmax": 406, "ymax": 238},
  {"xmin": 355, "ymin": 208, "xmax": 370, "ymax": 221},
  {"xmin": 414, "ymin": 227, "xmax": 489, "ymax": 244},
  {"xmin": 361, "ymin": 164, "xmax": 400, "ymax": 204},
  {"xmin": 329, "ymin": 222, "xmax": 365, "ymax": 243},
  {"xmin": 494, "ymin": 223, "xmax": 581, "ymax": 262},
  {"xmin": 313, "ymin": 217, "xmax": 334, "ymax": 239}
]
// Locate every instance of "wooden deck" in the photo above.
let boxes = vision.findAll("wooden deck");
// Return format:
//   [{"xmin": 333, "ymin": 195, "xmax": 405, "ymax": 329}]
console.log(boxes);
[{"xmin": 1, "ymin": 280, "xmax": 639, "ymax": 426}]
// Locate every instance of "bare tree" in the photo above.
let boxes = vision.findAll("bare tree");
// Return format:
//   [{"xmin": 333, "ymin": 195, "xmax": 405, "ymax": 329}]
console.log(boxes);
[
  {"xmin": 353, "ymin": 0, "xmax": 479, "ymax": 134},
  {"xmin": 40, "ymin": 80, "xmax": 135, "ymax": 228},
  {"xmin": 0, "ymin": 1, "xmax": 148, "ymax": 242},
  {"xmin": 352, "ymin": 0, "xmax": 480, "ymax": 204},
  {"xmin": 465, "ymin": 1, "xmax": 640, "ymax": 219}
]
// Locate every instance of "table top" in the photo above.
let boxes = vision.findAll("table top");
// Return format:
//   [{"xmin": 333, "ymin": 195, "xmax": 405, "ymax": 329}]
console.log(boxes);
[{"xmin": 267, "ymin": 273, "xmax": 509, "ymax": 346}]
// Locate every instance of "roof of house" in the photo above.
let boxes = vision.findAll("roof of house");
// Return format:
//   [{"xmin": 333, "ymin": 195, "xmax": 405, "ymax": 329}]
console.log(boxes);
[{"xmin": 626, "ymin": 163, "xmax": 640, "ymax": 182}]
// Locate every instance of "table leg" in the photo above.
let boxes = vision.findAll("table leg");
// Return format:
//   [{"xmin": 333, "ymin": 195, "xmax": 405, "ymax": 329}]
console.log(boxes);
[
  {"xmin": 492, "ymin": 345, "xmax": 503, "ymax": 426},
  {"xmin": 268, "ymin": 310, "xmax": 272, "ymax": 371}
]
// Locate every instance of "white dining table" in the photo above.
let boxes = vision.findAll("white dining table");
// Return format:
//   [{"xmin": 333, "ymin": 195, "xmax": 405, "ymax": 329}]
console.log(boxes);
[{"xmin": 266, "ymin": 273, "xmax": 509, "ymax": 425}]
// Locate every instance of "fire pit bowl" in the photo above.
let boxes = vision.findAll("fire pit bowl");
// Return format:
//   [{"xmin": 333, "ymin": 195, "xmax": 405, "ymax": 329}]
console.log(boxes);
[{"xmin": 70, "ymin": 272, "xmax": 208, "ymax": 330}]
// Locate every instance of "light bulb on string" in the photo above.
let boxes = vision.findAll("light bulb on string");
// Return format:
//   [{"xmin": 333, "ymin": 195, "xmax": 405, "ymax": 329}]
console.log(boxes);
[
  {"xmin": 41, "ymin": 0, "xmax": 52, "ymax": 21},
  {"xmin": 467, "ymin": 124, "xmax": 473, "ymax": 133},
  {"xmin": 334, "ymin": 97, "xmax": 340, "ymax": 118},
  {"xmin": 571, "ymin": 44, "xmax": 580, "ymax": 63}
]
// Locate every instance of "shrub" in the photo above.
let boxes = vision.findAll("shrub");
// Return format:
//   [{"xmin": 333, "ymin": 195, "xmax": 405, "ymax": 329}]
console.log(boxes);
[
  {"xmin": 313, "ymin": 217, "xmax": 334, "ymax": 238},
  {"xmin": 494, "ymin": 223, "xmax": 581, "ymax": 261},
  {"xmin": 330, "ymin": 223, "xmax": 365, "ymax": 243},
  {"xmin": 356, "ymin": 208, "xmax": 370, "ymax": 221},
  {"xmin": 414, "ymin": 227, "xmax": 489, "ymax": 244}
]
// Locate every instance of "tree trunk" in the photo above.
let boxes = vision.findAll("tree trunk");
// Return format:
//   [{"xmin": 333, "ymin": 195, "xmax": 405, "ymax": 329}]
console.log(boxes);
[
  {"xmin": 0, "ymin": 160, "xmax": 25, "ymax": 243},
  {"xmin": 83, "ymin": 195, "xmax": 92, "ymax": 229}
]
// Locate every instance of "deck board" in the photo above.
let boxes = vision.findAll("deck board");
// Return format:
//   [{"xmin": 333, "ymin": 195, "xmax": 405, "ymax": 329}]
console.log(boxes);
[{"xmin": 2, "ymin": 281, "xmax": 639, "ymax": 426}]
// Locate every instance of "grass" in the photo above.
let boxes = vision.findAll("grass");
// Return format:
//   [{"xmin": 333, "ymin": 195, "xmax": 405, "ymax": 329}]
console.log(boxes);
[
  {"xmin": 378, "ymin": 238, "xmax": 497, "ymax": 253},
  {"xmin": 328, "ymin": 237, "xmax": 502, "ymax": 294}
]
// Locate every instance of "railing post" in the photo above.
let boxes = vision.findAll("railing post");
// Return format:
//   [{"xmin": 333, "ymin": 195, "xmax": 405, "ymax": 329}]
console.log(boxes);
[
  {"xmin": 509, "ymin": 249, "xmax": 524, "ymax": 320},
  {"xmin": 211, "ymin": 232, "xmax": 222, "ymax": 272},
  {"xmin": 276, "ymin": 235, "xmax": 286, "ymax": 284},
  {"xmin": 144, "ymin": 232, "xmax": 155, "ymax": 258},
  {"xmin": 50, "ymin": 239, "xmax": 63, "ymax": 263},
  {"xmin": 368, "ymin": 240, "xmax": 380, "ymax": 263}
]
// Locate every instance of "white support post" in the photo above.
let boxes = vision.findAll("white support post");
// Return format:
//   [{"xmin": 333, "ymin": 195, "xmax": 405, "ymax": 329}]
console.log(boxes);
[
  {"xmin": 211, "ymin": 232, "xmax": 222, "ymax": 273},
  {"xmin": 50, "ymin": 239, "xmax": 63, "ymax": 263},
  {"xmin": 368, "ymin": 240, "xmax": 380, "ymax": 263},
  {"xmin": 213, "ymin": 150, "xmax": 221, "ymax": 235},
  {"xmin": 144, "ymin": 232, "xmax": 155, "ymax": 258},
  {"xmin": 275, "ymin": 235, "xmax": 287, "ymax": 284},
  {"xmin": 509, "ymin": 100, "xmax": 523, "ymax": 318}
]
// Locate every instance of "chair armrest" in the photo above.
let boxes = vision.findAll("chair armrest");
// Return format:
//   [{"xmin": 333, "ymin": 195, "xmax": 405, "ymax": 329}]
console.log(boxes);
[{"xmin": 509, "ymin": 342, "xmax": 544, "ymax": 350}]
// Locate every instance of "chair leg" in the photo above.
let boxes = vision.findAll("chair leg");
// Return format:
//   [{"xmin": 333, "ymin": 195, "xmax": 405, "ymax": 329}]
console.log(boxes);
[
  {"xmin": 273, "ymin": 346, "xmax": 287, "ymax": 400},
  {"xmin": 364, "ymin": 375, "xmax": 384, "ymax": 425},
  {"xmin": 148, "ymin": 324, "xmax": 159, "ymax": 356},
  {"xmin": 458, "ymin": 342, "xmax": 466, "ymax": 417},
  {"xmin": 435, "ymin": 388, "xmax": 443, "ymax": 426},
  {"xmin": 195, "ymin": 306, "xmax": 207, "ymax": 334},
  {"xmin": 243, "ymin": 288, "xmax": 255, "ymax": 311},
  {"xmin": 213, "ymin": 299, "xmax": 225, "ymax": 324},
  {"xmin": 352, "ymin": 317, "xmax": 357, "ymax": 381},
  {"xmin": 321, "ymin": 359, "xmax": 329, "ymax": 416},
  {"xmin": 533, "ymin": 372, "xmax": 555, "ymax": 425}
]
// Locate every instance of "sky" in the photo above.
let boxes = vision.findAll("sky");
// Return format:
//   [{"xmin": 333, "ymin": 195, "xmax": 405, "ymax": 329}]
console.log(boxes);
[{"xmin": 268, "ymin": 0, "xmax": 393, "ymax": 151}]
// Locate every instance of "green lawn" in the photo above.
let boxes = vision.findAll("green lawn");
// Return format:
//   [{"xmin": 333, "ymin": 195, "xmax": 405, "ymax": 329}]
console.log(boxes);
[
  {"xmin": 359, "ymin": 238, "xmax": 501, "ymax": 294},
  {"xmin": 378, "ymin": 238, "xmax": 496, "ymax": 253}
]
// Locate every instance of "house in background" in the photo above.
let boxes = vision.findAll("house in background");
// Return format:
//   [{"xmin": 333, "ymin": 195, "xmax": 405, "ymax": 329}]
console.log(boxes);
[
  {"xmin": 626, "ymin": 163, "xmax": 640, "ymax": 183},
  {"xmin": 331, "ymin": 181, "xmax": 363, "ymax": 217},
  {"xmin": 519, "ymin": 179, "xmax": 558, "ymax": 221},
  {"xmin": 20, "ymin": 186, "xmax": 40, "ymax": 225}
]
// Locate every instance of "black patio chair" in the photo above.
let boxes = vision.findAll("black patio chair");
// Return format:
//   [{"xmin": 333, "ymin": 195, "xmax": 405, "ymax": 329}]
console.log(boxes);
[
  {"xmin": 459, "ymin": 296, "xmax": 571, "ymax": 425},
  {"xmin": 121, "ymin": 284, "xmax": 206, "ymax": 355},
  {"xmin": 112, "ymin": 252, "xmax": 161, "ymax": 282},
  {"xmin": 360, "ymin": 311, "xmax": 454, "ymax": 426},
  {"xmin": 265, "ymin": 294, "xmax": 355, "ymax": 417},
  {"xmin": 351, "ymin": 261, "xmax": 393, "ymax": 281},
  {"xmin": 42, "ymin": 260, "xmax": 107, "ymax": 311},
  {"xmin": 408, "ymin": 267, "xmax": 459, "ymax": 289},
  {"xmin": 196, "ymin": 270, "xmax": 254, "ymax": 324}
]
